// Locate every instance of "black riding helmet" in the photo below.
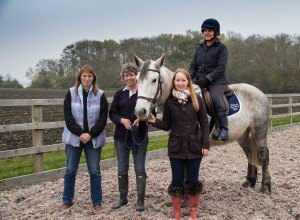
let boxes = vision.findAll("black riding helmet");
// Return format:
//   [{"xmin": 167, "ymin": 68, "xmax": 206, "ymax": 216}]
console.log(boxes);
[{"xmin": 201, "ymin": 18, "xmax": 220, "ymax": 36}]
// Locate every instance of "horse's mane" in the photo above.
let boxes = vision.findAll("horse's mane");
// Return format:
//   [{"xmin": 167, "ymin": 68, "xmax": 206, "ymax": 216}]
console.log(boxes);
[{"xmin": 139, "ymin": 60, "xmax": 151, "ymax": 81}]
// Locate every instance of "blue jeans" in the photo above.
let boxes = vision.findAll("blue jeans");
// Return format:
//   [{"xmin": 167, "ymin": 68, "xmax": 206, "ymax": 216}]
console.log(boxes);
[
  {"xmin": 62, "ymin": 142, "xmax": 102, "ymax": 205},
  {"xmin": 169, "ymin": 157, "xmax": 202, "ymax": 187},
  {"xmin": 114, "ymin": 140, "xmax": 147, "ymax": 177}
]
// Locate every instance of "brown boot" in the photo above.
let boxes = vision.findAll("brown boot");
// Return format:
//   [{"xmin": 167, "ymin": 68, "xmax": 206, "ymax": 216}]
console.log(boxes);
[
  {"xmin": 168, "ymin": 185, "xmax": 184, "ymax": 220},
  {"xmin": 93, "ymin": 205, "xmax": 102, "ymax": 212},
  {"xmin": 59, "ymin": 202, "xmax": 74, "ymax": 210}
]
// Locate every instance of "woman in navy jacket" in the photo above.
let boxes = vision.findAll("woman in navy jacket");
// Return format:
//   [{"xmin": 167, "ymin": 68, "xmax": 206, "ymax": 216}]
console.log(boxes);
[
  {"xmin": 189, "ymin": 18, "xmax": 229, "ymax": 141},
  {"xmin": 109, "ymin": 62, "xmax": 148, "ymax": 212}
]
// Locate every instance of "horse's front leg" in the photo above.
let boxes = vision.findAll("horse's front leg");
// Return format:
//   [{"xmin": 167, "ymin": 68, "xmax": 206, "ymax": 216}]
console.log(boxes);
[{"xmin": 258, "ymin": 147, "xmax": 271, "ymax": 194}]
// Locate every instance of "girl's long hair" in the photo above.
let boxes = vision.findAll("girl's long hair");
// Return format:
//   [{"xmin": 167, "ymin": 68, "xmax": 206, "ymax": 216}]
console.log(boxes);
[
  {"xmin": 74, "ymin": 65, "xmax": 99, "ymax": 94},
  {"xmin": 169, "ymin": 69, "xmax": 199, "ymax": 112}
]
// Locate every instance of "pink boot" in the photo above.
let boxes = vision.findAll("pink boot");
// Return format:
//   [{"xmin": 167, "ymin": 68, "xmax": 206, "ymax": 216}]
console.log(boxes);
[
  {"xmin": 171, "ymin": 196, "xmax": 182, "ymax": 220},
  {"xmin": 168, "ymin": 185, "xmax": 185, "ymax": 220},
  {"xmin": 185, "ymin": 182, "xmax": 203, "ymax": 220},
  {"xmin": 188, "ymin": 194, "xmax": 199, "ymax": 220}
]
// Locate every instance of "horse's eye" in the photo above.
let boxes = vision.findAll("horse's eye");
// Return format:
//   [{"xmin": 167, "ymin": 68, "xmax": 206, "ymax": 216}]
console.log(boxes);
[{"xmin": 152, "ymin": 79, "xmax": 157, "ymax": 83}]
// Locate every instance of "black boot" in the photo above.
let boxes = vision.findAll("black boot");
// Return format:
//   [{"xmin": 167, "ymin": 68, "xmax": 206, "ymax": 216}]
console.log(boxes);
[
  {"xmin": 112, "ymin": 174, "xmax": 128, "ymax": 209},
  {"xmin": 211, "ymin": 117, "xmax": 221, "ymax": 140},
  {"xmin": 217, "ymin": 111, "xmax": 229, "ymax": 141},
  {"xmin": 212, "ymin": 128, "xmax": 221, "ymax": 140},
  {"xmin": 136, "ymin": 175, "xmax": 146, "ymax": 212}
]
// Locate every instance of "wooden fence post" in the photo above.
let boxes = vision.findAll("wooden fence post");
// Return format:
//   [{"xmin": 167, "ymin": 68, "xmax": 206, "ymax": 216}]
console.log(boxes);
[
  {"xmin": 268, "ymin": 97, "xmax": 273, "ymax": 128},
  {"xmin": 32, "ymin": 105, "xmax": 43, "ymax": 172},
  {"xmin": 289, "ymin": 96, "xmax": 293, "ymax": 124}
]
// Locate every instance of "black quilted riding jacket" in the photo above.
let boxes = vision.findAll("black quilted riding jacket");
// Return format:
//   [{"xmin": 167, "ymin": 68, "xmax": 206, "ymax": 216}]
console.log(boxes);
[{"xmin": 189, "ymin": 41, "xmax": 228, "ymax": 85}]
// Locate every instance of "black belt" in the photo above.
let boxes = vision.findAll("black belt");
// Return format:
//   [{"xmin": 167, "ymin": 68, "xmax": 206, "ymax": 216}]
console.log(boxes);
[{"xmin": 171, "ymin": 124, "xmax": 198, "ymax": 134}]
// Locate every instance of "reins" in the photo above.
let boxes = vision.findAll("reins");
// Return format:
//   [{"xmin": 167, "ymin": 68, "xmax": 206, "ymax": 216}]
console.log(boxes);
[{"xmin": 124, "ymin": 124, "xmax": 149, "ymax": 152}]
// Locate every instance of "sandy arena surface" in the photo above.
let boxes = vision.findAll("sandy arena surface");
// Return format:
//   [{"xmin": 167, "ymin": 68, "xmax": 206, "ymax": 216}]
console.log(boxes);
[{"xmin": 0, "ymin": 124, "xmax": 299, "ymax": 220}]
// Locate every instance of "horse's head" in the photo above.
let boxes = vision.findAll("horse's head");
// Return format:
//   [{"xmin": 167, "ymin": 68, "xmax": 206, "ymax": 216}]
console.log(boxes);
[{"xmin": 134, "ymin": 54, "xmax": 165, "ymax": 120}]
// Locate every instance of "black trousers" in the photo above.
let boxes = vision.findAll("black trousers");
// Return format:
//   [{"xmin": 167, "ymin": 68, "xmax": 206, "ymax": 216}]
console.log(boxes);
[{"xmin": 208, "ymin": 84, "xmax": 226, "ymax": 113}]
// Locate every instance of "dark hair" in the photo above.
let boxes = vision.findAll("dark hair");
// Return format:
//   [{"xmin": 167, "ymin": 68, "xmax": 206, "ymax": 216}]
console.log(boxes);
[
  {"xmin": 202, "ymin": 30, "xmax": 220, "ymax": 44},
  {"xmin": 120, "ymin": 62, "xmax": 139, "ymax": 79},
  {"xmin": 202, "ymin": 35, "xmax": 220, "ymax": 44},
  {"xmin": 74, "ymin": 65, "xmax": 99, "ymax": 94},
  {"xmin": 201, "ymin": 18, "xmax": 221, "ymax": 44}
]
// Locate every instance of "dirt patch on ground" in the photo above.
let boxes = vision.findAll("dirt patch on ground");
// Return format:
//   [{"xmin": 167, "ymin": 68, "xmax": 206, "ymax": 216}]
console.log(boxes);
[{"xmin": 0, "ymin": 125, "xmax": 299, "ymax": 219}]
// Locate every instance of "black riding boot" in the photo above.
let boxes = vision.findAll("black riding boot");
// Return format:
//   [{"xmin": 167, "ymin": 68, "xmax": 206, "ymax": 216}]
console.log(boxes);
[
  {"xmin": 212, "ymin": 119, "xmax": 221, "ymax": 140},
  {"xmin": 136, "ymin": 175, "xmax": 146, "ymax": 212},
  {"xmin": 112, "ymin": 174, "xmax": 128, "ymax": 209},
  {"xmin": 217, "ymin": 111, "xmax": 229, "ymax": 141},
  {"xmin": 212, "ymin": 128, "xmax": 221, "ymax": 140}
]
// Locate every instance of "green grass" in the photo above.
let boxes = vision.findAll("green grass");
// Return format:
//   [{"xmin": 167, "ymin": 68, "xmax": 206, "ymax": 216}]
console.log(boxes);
[
  {"xmin": 272, "ymin": 115, "xmax": 300, "ymax": 127},
  {"xmin": 1, "ymin": 115, "xmax": 300, "ymax": 180},
  {"xmin": 0, "ymin": 135, "xmax": 168, "ymax": 180}
]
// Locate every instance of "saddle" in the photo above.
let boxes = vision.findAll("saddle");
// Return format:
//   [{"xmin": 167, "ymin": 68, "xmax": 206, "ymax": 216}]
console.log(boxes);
[
  {"xmin": 202, "ymin": 85, "xmax": 233, "ymax": 115},
  {"xmin": 202, "ymin": 85, "xmax": 235, "ymax": 132}
]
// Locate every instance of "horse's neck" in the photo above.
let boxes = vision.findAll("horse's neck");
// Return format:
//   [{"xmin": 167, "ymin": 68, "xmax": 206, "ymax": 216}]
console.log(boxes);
[{"xmin": 157, "ymin": 66, "xmax": 174, "ymax": 107}]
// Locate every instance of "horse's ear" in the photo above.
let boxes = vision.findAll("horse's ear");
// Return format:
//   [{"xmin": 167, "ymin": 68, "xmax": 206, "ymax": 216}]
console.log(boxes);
[
  {"xmin": 134, "ymin": 55, "xmax": 144, "ymax": 68},
  {"xmin": 154, "ymin": 53, "xmax": 165, "ymax": 69}
]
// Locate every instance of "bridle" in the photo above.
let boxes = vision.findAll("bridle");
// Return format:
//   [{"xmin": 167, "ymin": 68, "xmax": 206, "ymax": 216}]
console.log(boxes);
[{"xmin": 137, "ymin": 68, "xmax": 162, "ymax": 106}]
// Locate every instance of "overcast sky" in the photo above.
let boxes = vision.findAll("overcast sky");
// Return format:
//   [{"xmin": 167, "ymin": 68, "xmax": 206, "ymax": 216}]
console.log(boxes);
[{"xmin": 0, "ymin": 0, "xmax": 299, "ymax": 87}]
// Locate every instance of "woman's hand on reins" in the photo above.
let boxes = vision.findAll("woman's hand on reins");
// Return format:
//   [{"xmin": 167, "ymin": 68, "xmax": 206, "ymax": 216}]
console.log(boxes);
[
  {"xmin": 147, "ymin": 113, "xmax": 156, "ymax": 124},
  {"xmin": 121, "ymin": 118, "xmax": 132, "ymax": 130},
  {"xmin": 133, "ymin": 119, "xmax": 140, "ymax": 127}
]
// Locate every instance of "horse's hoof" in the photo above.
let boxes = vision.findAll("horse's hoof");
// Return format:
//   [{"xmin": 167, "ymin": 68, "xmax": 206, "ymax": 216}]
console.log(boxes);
[
  {"xmin": 249, "ymin": 178, "xmax": 257, "ymax": 187},
  {"xmin": 259, "ymin": 185, "xmax": 271, "ymax": 194},
  {"xmin": 242, "ymin": 181, "xmax": 250, "ymax": 187},
  {"xmin": 242, "ymin": 180, "xmax": 254, "ymax": 188}
]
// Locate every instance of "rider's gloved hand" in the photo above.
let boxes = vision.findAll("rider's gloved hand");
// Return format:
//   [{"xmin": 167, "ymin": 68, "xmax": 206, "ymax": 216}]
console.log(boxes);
[{"xmin": 198, "ymin": 77, "xmax": 209, "ymax": 88}]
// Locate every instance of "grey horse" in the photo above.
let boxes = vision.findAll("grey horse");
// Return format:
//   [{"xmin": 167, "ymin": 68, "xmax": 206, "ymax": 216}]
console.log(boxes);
[{"xmin": 134, "ymin": 54, "xmax": 271, "ymax": 194}]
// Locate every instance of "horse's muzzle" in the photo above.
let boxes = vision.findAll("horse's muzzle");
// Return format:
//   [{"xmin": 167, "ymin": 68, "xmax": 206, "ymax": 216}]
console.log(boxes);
[{"xmin": 135, "ymin": 108, "xmax": 147, "ymax": 120}]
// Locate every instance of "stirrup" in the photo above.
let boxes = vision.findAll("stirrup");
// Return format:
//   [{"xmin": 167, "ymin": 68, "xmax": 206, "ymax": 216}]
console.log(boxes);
[
  {"xmin": 220, "ymin": 129, "xmax": 229, "ymax": 141},
  {"xmin": 212, "ymin": 128, "xmax": 221, "ymax": 140}
]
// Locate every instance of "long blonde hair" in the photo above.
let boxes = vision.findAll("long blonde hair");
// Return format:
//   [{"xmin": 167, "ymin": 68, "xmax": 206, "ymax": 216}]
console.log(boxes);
[{"xmin": 170, "ymin": 69, "xmax": 199, "ymax": 112}]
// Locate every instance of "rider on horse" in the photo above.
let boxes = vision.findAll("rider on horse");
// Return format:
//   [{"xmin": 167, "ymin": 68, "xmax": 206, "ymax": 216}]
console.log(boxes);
[{"xmin": 189, "ymin": 18, "xmax": 229, "ymax": 141}]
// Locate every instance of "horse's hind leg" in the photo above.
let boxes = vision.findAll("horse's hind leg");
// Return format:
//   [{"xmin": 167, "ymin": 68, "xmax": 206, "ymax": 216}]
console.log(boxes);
[
  {"xmin": 243, "ymin": 163, "xmax": 257, "ymax": 188},
  {"xmin": 251, "ymin": 128, "xmax": 271, "ymax": 194},
  {"xmin": 237, "ymin": 129, "xmax": 258, "ymax": 188}
]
